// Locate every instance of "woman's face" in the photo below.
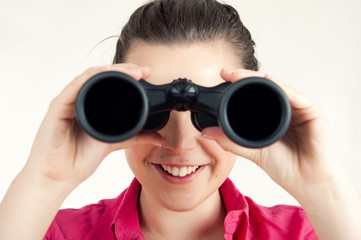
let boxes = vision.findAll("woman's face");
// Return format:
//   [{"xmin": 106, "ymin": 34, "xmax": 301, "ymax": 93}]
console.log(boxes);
[{"xmin": 124, "ymin": 41, "xmax": 240, "ymax": 211}]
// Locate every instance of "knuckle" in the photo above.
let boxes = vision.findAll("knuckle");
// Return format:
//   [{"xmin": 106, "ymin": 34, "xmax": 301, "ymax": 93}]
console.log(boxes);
[
  {"xmin": 84, "ymin": 66, "xmax": 99, "ymax": 73},
  {"xmin": 82, "ymin": 66, "xmax": 106, "ymax": 78},
  {"xmin": 49, "ymin": 96, "xmax": 60, "ymax": 109},
  {"xmin": 114, "ymin": 63, "xmax": 137, "ymax": 68}
]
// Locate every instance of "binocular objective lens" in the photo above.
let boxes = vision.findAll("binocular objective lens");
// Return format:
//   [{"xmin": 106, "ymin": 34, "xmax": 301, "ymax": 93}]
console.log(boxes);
[
  {"xmin": 227, "ymin": 83, "xmax": 282, "ymax": 141},
  {"xmin": 83, "ymin": 77, "xmax": 145, "ymax": 136}
]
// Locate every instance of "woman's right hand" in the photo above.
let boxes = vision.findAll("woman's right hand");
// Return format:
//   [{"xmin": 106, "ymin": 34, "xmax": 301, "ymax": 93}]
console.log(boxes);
[
  {"xmin": 0, "ymin": 64, "xmax": 163, "ymax": 240},
  {"xmin": 24, "ymin": 64, "xmax": 163, "ymax": 189}
]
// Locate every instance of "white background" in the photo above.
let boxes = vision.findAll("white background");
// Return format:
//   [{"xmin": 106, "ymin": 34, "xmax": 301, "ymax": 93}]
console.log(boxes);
[{"xmin": 0, "ymin": 0, "xmax": 360, "ymax": 209}]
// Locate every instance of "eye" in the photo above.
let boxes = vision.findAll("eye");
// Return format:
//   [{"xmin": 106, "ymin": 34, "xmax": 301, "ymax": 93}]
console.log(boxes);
[
  {"xmin": 191, "ymin": 112, "xmax": 218, "ymax": 131},
  {"xmin": 142, "ymin": 112, "xmax": 170, "ymax": 132}
]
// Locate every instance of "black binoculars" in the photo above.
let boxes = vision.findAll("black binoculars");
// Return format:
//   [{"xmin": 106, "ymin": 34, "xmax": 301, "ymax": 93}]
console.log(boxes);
[{"xmin": 75, "ymin": 71, "xmax": 291, "ymax": 148}]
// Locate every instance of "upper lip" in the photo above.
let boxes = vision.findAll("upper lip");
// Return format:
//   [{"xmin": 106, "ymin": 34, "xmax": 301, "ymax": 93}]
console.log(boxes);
[
  {"xmin": 151, "ymin": 163, "xmax": 206, "ymax": 167},
  {"xmin": 147, "ymin": 150, "xmax": 211, "ymax": 167}
]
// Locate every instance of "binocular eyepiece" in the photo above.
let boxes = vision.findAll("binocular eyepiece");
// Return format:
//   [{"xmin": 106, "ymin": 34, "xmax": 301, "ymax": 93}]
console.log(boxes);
[{"xmin": 75, "ymin": 71, "xmax": 291, "ymax": 148}]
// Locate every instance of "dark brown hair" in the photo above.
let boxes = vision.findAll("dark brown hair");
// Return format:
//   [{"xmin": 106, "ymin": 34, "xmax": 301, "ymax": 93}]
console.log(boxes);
[{"xmin": 113, "ymin": 0, "xmax": 259, "ymax": 71}]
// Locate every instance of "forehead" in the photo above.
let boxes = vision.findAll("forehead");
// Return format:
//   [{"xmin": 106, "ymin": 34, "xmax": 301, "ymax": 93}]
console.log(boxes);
[{"xmin": 124, "ymin": 40, "xmax": 241, "ymax": 87}]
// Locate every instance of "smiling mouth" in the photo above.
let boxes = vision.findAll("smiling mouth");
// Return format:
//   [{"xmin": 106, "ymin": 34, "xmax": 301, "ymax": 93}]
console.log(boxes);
[{"xmin": 160, "ymin": 164, "xmax": 200, "ymax": 177}]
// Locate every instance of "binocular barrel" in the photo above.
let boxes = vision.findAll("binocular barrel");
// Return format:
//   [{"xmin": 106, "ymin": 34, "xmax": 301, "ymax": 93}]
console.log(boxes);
[{"xmin": 75, "ymin": 71, "xmax": 291, "ymax": 148}]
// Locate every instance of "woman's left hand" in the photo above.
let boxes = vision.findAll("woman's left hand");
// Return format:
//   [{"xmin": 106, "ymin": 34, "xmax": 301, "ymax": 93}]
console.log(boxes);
[
  {"xmin": 202, "ymin": 68, "xmax": 361, "ymax": 239},
  {"xmin": 203, "ymin": 68, "xmax": 344, "ymax": 197}
]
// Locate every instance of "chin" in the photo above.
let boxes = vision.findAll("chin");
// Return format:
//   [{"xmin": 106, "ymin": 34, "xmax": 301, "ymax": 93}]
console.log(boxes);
[
  {"xmin": 160, "ymin": 195, "xmax": 205, "ymax": 212},
  {"xmin": 154, "ymin": 184, "xmax": 217, "ymax": 212}
]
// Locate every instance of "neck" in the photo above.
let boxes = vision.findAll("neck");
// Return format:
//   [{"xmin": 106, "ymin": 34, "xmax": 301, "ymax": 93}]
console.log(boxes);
[{"xmin": 138, "ymin": 188, "xmax": 226, "ymax": 240}]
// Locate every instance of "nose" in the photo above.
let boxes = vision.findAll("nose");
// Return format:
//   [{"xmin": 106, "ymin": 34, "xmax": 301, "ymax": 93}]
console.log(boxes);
[{"xmin": 158, "ymin": 110, "xmax": 199, "ymax": 154}]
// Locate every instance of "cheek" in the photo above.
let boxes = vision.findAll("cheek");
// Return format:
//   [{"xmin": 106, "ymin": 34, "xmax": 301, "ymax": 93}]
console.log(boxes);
[
  {"xmin": 200, "ymin": 139, "xmax": 237, "ymax": 177},
  {"xmin": 213, "ymin": 153, "xmax": 236, "ymax": 180},
  {"xmin": 124, "ymin": 145, "xmax": 155, "ymax": 176}
]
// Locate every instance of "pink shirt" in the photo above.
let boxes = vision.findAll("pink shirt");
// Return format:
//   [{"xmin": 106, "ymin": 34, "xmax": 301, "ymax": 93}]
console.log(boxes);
[{"xmin": 44, "ymin": 178, "xmax": 317, "ymax": 239}]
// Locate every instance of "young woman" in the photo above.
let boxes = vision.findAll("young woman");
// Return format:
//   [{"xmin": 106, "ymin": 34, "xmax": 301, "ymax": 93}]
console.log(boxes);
[{"xmin": 0, "ymin": 0, "xmax": 360, "ymax": 239}]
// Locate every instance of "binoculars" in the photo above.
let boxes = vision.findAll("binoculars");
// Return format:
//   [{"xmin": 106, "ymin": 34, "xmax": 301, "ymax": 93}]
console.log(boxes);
[{"xmin": 75, "ymin": 71, "xmax": 291, "ymax": 148}]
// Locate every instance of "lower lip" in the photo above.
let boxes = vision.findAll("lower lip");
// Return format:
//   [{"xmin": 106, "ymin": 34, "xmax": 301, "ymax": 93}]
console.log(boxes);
[{"xmin": 153, "ymin": 164, "xmax": 205, "ymax": 184}]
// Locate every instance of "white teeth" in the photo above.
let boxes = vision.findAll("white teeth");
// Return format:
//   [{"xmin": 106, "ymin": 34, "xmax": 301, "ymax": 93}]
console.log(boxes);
[
  {"xmin": 171, "ymin": 167, "xmax": 179, "ymax": 176},
  {"xmin": 161, "ymin": 164, "xmax": 200, "ymax": 177},
  {"xmin": 179, "ymin": 167, "xmax": 187, "ymax": 177}
]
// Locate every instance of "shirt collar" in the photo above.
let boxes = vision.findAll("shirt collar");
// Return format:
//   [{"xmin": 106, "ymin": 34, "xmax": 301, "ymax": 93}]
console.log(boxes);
[
  {"xmin": 219, "ymin": 178, "xmax": 250, "ymax": 239},
  {"xmin": 112, "ymin": 178, "xmax": 249, "ymax": 239},
  {"xmin": 220, "ymin": 178, "xmax": 249, "ymax": 214},
  {"xmin": 112, "ymin": 178, "xmax": 145, "ymax": 240}
]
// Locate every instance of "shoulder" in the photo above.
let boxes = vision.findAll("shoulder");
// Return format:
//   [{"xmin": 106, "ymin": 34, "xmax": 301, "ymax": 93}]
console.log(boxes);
[
  {"xmin": 220, "ymin": 178, "xmax": 317, "ymax": 239},
  {"xmin": 246, "ymin": 196, "xmax": 306, "ymax": 221},
  {"xmin": 245, "ymin": 197, "xmax": 317, "ymax": 239},
  {"xmin": 43, "ymin": 192, "xmax": 125, "ymax": 240}
]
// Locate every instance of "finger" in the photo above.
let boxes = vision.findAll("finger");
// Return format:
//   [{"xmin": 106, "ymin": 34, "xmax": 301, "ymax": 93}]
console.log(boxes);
[
  {"xmin": 201, "ymin": 127, "xmax": 260, "ymax": 162},
  {"xmin": 285, "ymin": 86, "xmax": 323, "ymax": 127},
  {"xmin": 48, "ymin": 64, "xmax": 151, "ymax": 120},
  {"xmin": 56, "ymin": 64, "xmax": 151, "ymax": 106},
  {"xmin": 236, "ymin": 71, "xmax": 316, "ymax": 111},
  {"xmin": 281, "ymin": 83, "xmax": 315, "ymax": 110},
  {"xmin": 110, "ymin": 132, "xmax": 164, "ymax": 151},
  {"xmin": 220, "ymin": 68, "xmax": 286, "ymax": 88},
  {"xmin": 220, "ymin": 69, "xmax": 322, "ymax": 125},
  {"xmin": 264, "ymin": 76, "xmax": 323, "ymax": 125},
  {"xmin": 220, "ymin": 68, "xmax": 267, "ymax": 83}
]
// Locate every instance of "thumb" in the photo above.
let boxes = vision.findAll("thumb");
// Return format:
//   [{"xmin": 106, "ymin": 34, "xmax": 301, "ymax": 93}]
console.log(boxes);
[
  {"xmin": 201, "ymin": 127, "xmax": 261, "ymax": 163},
  {"xmin": 109, "ymin": 131, "xmax": 164, "ymax": 152}
]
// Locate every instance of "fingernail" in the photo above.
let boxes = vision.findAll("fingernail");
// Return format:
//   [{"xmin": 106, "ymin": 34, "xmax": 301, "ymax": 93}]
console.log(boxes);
[
  {"xmin": 142, "ymin": 66, "xmax": 150, "ymax": 70},
  {"xmin": 202, "ymin": 133, "xmax": 215, "ymax": 140}
]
